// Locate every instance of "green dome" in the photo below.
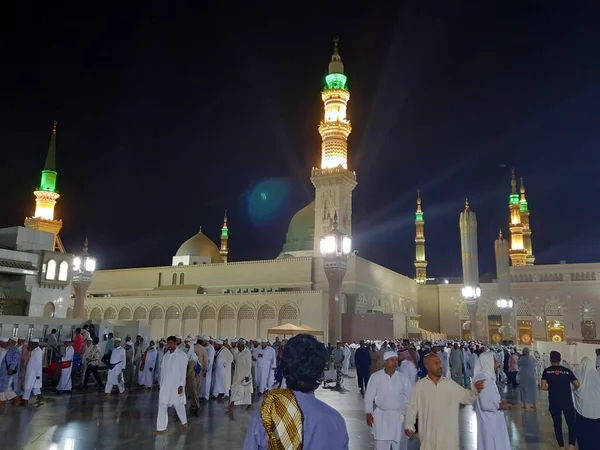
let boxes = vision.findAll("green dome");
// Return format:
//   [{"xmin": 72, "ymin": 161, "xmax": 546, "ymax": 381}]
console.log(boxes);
[{"xmin": 282, "ymin": 201, "xmax": 315, "ymax": 253}]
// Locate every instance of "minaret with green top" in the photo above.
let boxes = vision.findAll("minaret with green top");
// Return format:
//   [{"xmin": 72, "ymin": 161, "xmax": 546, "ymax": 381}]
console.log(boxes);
[
  {"xmin": 220, "ymin": 210, "xmax": 229, "ymax": 263},
  {"xmin": 519, "ymin": 176, "xmax": 534, "ymax": 265},
  {"xmin": 414, "ymin": 189, "xmax": 427, "ymax": 283},
  {"xmin": 311, "ymin": 36, "xmax": 357, "ymax": 254},
  {"xmin": 24, "ymin": 121, "xmax": 64, "ymax": 252},
  {"xmin": 508, "ymin": 168, "xmax": 527, "ymax": 266}
]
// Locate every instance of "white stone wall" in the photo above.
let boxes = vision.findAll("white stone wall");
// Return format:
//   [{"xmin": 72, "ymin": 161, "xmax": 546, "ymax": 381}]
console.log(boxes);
[
  {"xmin": 79, "ymin": 290, "xmax": 326, "ymax": 342},
  {"xmin": 88, "ymin": 257, "xmax": 314, "ymax": 295}
]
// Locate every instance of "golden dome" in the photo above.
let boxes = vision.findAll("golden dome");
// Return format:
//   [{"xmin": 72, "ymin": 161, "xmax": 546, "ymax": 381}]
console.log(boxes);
[{"xmin": 176, "ymin": 227, "xmax": 223, "ymax": 263}]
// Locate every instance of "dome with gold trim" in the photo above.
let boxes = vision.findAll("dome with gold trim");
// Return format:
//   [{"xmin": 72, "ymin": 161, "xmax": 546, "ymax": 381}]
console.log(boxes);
[
  {"xmin": 175, "ymin": 226, "xmax": 223, "ymax": 264},
  {"xmin": 281, "ymin": 201, "xmax": 315, "ymax": 255}
]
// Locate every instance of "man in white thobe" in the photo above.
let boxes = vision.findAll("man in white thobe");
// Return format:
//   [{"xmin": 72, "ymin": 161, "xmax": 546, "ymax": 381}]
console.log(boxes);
[
  {"xmin": 200, "ymin": 335, "xmax": 214, "ymax": 401},
  {"xmin": 255, "ymin": 339, "xmax": 276, "ymax": 394},
  {"xmin": 141, "ymin": 341, "xmax": 158, "ymax": 389},
  {"xmin": 136, "ymin": 336, "xmax": 149, "ymax": 386},
  {"xmin": 227, "ymin": 339, "xmax": 253, "ymax": 412},
  {"xmin": 365, "ymin": 351, "xmax": 413, "ymax": 450},
  {"xmin": 404, "ymin": 353, "xmax": 484, "ymax": 450},
  {"xmin": 104, "ymin": 337, "xmax": 126, "ymax": 397},
  {"xmin": 251, "ymin": 340, "xmax": 260, "ymax": 389},
  {"xmin": 155, "ymin": 340, "xmax": 166, "ymax": 383},
  {"xmin": 211, "ymin": 339, "xmax": 234, "ymax": 398},
  {"xmin": 342, "ymin": 343, "xmax": 351, "ymax": 376},
  {"xmin": 57, "ymin": 338, "xmax": 74, "ymax": 393},
  {"xmin": 22, "ymin": 339, "xmax": 44, "ymax": 405},
  {"xmin": 436, "ymin": 345, "xmax": 449, "ymax": 378},
  {"xmin": 155, "ymin": 336, "xmax": 188, "ymax": 433}
]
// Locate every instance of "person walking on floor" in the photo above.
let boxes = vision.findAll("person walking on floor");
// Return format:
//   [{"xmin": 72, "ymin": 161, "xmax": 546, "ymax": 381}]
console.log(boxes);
[
  {"xmin": 572, "ymin": 356, "xmax": 600, "ymax": 450},
  {"xmin": 541, "ymin": 350, "xmax": 580, "ymax": 450},
  {"xmin": 355, "ymin": 340, "xmax": 371, "ymax": 396}
]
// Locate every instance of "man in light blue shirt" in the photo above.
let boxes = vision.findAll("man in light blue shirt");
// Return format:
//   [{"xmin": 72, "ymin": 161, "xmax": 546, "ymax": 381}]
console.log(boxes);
[{"xmin": 243, "ymin": 334, "xmax": 349, "ymax": 450}]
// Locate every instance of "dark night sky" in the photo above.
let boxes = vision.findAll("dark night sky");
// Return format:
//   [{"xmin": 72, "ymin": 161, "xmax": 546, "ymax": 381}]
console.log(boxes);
[{"xmin": 2, "ymin": 2, "xmax": 600, "ymax": 277}]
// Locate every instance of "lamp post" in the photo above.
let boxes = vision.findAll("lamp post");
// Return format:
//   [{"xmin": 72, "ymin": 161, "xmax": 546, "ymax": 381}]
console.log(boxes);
[
  {"xmin": 72, "ymin": 239, "xmax": 97, "ymax": 320},
  {"xmin": 460, "ymin": 199, "xmax": 481, "ymax": 341},
  {"xmin": 320, "ymin": 213, "xmax": 352, "ymax": 344},
  {"xmin": 495, "ymin": 230, "xmax": 515, "ymax": 341}
]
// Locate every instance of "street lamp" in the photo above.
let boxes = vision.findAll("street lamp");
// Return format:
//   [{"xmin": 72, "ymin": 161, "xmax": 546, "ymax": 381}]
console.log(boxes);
[
  {"xmin": 320, "ymin": 213, "xmax": 351, "ymax": 343},
  {"xmin": 496, "ymin": 298, "xmax": 514, "ymax": 309},
  {"xmin": 72, "ymin": 238, "xmax": 97, "ymax": 319}
]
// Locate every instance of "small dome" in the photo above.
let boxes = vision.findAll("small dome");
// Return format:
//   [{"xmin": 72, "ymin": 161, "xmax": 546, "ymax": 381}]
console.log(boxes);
[
  {"xmin": 176, "ymin": 227, "xmax": 223, "ymax": 263},
  {"xmin": 282, "ymin": 201, "xmax": 315, "ymax": 253}
]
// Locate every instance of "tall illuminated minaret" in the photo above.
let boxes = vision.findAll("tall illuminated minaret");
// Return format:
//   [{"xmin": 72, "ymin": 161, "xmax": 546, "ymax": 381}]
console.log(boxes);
[
  {"xmin": 414, "ymin": 189, "xmax": 427, "ymax": 284},
  {"xmin": 495, "ymin": 229, "xmax": 515, "ymax": 338},
  {"xmin": 508, "ymin": 168, "xmax": 527, "ymax": 266},
  {"xmin": 519, "ymin": 177, "xmax": 535, "ymax": 265},
  {"xmin": 460, "ymin": 199, "xmax": 481, "ymax": 340},
  {"xmin": 220, "ymin": 210, "xmax": 229, "ymax": 263},
  {"xmin": 24, "ymin": 121, "xmax": 64, "ymax": 252},
  {"xmin": 311, "ymin": 36, "xmax": 357, "ymax": 252}
]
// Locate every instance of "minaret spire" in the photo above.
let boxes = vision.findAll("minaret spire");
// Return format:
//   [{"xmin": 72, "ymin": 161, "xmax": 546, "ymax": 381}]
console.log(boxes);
[
  {"xmin": 414, "ymin": 189, "xmax": 427, "ymax": 284},
  {"xmin": 519, "ymin": 176, "xmax": 534, "ymax": 265},
  {"xmin": 311, "ymin": 38, "xmax": 357, "ymax": 254},
  {"xmin": 24, "ymin": 121, "xmax": 64, "ymax": 252},
  {"xmin": 508, "ymin": 168, "xmax": 527, "ymax": 266},
  {"xmin": 220, "ymin": 210, "xmax": 229, "ymax": 263},
  {"xmin": 459, "ymin": 201, "xmax": 481, "ymax": 340}
]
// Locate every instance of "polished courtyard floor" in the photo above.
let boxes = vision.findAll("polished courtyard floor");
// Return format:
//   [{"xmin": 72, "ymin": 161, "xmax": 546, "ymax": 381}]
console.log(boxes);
[{"xmin": 1, "ymin": 373, "xmax": 568, "ymax": 449}]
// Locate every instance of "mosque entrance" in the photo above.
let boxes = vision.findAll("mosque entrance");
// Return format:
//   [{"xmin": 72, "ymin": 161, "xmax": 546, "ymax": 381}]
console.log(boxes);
[
  {"xmin": 547, "ymin": 320, "xmax": 565, "ymax": 342},
  {"xmin": 487, "ymin": 315, "xmax": 502, "ymax": 344},
  {"xmin": 517, "ymin": 320, "xmax": 532, "ymax": 346}
]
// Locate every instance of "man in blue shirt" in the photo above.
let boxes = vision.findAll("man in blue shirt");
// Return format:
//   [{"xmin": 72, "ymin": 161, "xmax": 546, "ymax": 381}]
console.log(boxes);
[
  {"xmin": 244, "ymin": 334, "xmax": 349, "ymax": 450},
  {"xmin": 354, "ymin": 340, "xmax": 371, "ymax": 396},
  {"xmin": 541, "ymin": 350, "xmax": 580, "ymax": 450}
]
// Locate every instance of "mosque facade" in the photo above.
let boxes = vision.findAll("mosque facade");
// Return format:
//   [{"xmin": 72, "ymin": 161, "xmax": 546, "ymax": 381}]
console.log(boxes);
[{"xmin": 12, "ymin": 40, "xmax": 600, "ymax": 345}]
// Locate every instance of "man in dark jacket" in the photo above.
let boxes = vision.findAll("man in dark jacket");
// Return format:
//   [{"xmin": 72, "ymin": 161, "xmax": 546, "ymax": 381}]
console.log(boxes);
[{"xmin": 354, "ymin": 340, "xmax": 371, "ymax": 395}]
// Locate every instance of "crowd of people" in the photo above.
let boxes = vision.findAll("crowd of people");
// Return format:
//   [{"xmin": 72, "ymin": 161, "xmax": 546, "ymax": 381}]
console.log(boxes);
[
  {"xmin": 2, "ymin": 329, "xmax": 600, "ymax": 449},
  {"xmin": 352, "ymin": 338, "xmax": 600, "ymax": 450}
]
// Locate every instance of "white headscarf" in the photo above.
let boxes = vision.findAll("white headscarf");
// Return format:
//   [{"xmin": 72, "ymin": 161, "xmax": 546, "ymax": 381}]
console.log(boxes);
[
  {"xmin": 473, "ymin": 351, "xmax": 495, "ymax": 380},
  {"xmin": 574, "ymin": 357, "xmax": 600, "ymax": 419}
]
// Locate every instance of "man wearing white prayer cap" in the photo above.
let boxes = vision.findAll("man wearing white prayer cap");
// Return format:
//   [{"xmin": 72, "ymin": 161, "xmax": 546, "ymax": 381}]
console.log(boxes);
[
  {"xmin": 200, "ymin": 335, "xmax": 215, "ymax": 402},
  {"xmin": 175, "ymin": 335, "xmax": 184, "ymax": 350},
  {"xmin": 211, "ymin": 338, "xmax": 233, "ymax": 398},
  {"xmin": 256, "ymin": 338, "xmax": 276, "ymax": 394},
  {"xmin": 22, "ymin": 339, "xmax": 44, "ymax": 405},
  {"xmin": 230, "ymin": 338, "xmax": 240, "ymax": 360},
  {"xmin": 364, "ymin": 351, "xmax": 413, "ymax": 450},
  {"xmin": 57, "ymin": 337, "xmax": 74, "ymax": 393},
  {"xmin": 104, "ymin": 338, "xmax": 126, "ymax": 397}
]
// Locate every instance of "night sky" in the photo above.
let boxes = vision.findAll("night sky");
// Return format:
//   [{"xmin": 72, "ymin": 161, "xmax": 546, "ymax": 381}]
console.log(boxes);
[{"xmin": 2, "ymin": 2, "xmax": 600, "ymax": 277}]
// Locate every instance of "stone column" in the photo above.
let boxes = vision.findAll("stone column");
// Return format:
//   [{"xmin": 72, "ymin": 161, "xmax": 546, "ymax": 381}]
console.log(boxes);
[
  {"xmin": 72, "ymin": 281, "xmax": 91, "ymax": 319},
  {"xmin": 324, "ymin": 262, "xmax": 346, "ymax": 344}
]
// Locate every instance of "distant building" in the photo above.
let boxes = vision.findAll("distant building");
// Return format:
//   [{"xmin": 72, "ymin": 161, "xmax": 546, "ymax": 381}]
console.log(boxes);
[{"xmin": 0, "ymin": 226, "xmax": 73, "ymax": 317}]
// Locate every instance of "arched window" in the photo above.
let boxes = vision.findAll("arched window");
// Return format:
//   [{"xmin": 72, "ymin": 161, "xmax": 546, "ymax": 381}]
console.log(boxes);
[
  {"xmin": 172, "ymin": 273, "xmax": 177, "ymax": 285},
  {"xmin": 58, "ymin": 261, "xmax": 69, "ymax": 281},
  {"xmin": 180, "ymin": 273, "xmax": 185, "ymax": 285},
  {"xmin": 46, "ymin": 259, "xmax": 57, "ymax": 280}
]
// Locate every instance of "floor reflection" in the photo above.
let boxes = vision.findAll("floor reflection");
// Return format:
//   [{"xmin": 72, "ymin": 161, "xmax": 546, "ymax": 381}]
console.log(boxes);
[{"xmin": 0, "ymin": 371, "xmax": 566, "ymax": 449}]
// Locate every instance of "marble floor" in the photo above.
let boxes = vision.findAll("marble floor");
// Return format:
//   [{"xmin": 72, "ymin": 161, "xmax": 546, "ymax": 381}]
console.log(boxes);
[{"xmin": 1, "ymin": 373, "xmax": 568, "ymax": 449}]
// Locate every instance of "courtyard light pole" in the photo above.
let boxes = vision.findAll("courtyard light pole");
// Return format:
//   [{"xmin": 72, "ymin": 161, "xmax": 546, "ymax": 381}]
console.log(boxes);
[
  {"xmin": 495, "ymin": 229, "xmax": 515, "ymax": 342},
  {"xmin": 320, "ymin": 213, "xmax": 352, "ymax": 344},
  {"xmin": 72, "ymin": 239, "xmax": 97, "ymax": 319}
]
